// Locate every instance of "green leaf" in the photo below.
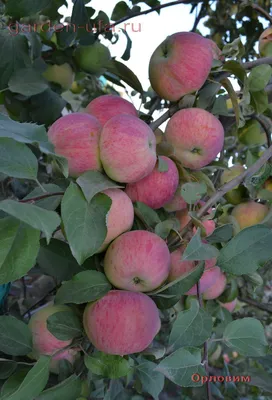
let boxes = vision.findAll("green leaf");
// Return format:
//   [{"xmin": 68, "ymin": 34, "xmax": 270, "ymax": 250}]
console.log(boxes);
[
  {"xmin": 1, "ymin": 368, "xmax": 30, "ymax": 398},
  {"xmin": 222, "ymin": 37, "xmax": 245, "ymax": 59},
  {"xmin": 156, "ymin": 347, "xmax": 205, "ymax": 387},
  {"xmin": 221, "ymin": 78, "xmax": 241, "ymax": 127},
  {"xmin": 135, "ymin": 359, "xmax": 165, "ymax": 400},
  {"xmin": 182, "ymin": 229, "xmax": 219, "ymax": 261},
  {"xmin": 9, "ymin": 68, "xmax": 48, "ymax": 96},
  {"xmin": 111, "ymin": 1, "xmax": 130, "ymax": 20},
  {"xmin": 0, "ymin": 31, "xmax": 31, "ymax": 90},
  {"xmin": 0, "ymin": 200, "xmax": 61, "ymax": 243},
  {"xmin": 0, "ymin": 138, "xmax": 38, "ymax": 180},
  {"xmin": 155, "ymin": 219, "xmax": 178, "ymax": 239},
  {"xmin": 84, "ymin": 352, "xmax": 131, "ymax": 379},
  {"xmin": 197, "ymin": 82, "xmax": 221, "ymax": 109},
  {"xmin": 55, "ymin": 270, "xmax": 111, "ymax": 305},
  {"xmin": 169, "ymin": 299, "xmax": 212, "ymax": 350},
  {"xmin": 181, "ymin": 182, "xmax": 207, "ymax": 205},
  {"xmin": 37, "ymin": 375, "xmax": 82, "ymax": 400},
  {"xmin": 61, "ymin": 182, "xmax": 112, "ymax": 264},
  {"xmin": 0, "ymin": 360, "xmax": 17, "ymax": 380},
  {"xmin": 37, "ymin": 238, "xmax": 85, "ymax": 281},
  {"xmin": 217, "ymin": 225, "xmax": 272, "ymax": 275},
  {"xmin": 0, "ymin": 217, "xmax": 40, "ymax": 284},
  {"xmin": 104, "ymin": 380, "xmax": 124, "ymax": 400},
  {"xmin": 71, "ymin": 0, "xmax": 94, "ymax": 44},
  {"xmin": 76, "ymin": 171, "xmax": 123, "ymax": 202},
  {"xmin": 247, "ymin": 369, "xmax": 272, "ymax": 393},
  {"xmin": 23, "ymin": 184, "xmax": 63, "ymax": 211},
  {"xmin": 157, "ymin": 156, "xmax": 169, "ymax": 172},
  {"xmin": 248, "ymin": 65, "xmax": 272, "ymax": 92},
  {"xmin": 2, "ymin": 356, "xmax": 50, "ymax": 400},
  {"xmin": 0, "ymin": 316, "xmax": 32, "ymax": 356},
  {"xmin": 120, "ymin": 29, "xmax": 132, "ymax": 61},
  {"xmin": 47, "ymin": 311, "xmax": 83, "ymax": 341},
  {"xmin": 206, "ymin": 224, "xmax": 233, "ymax": 244},
  {"xmin": 223, "ymin": 318, "xmax": 269, "ymax": 356},
  {"xmin": 5, "ymin": 0, "xmax": 52, "ymax": 18},
  {"xmin": 250, "ymin": 89, "xmax": 268, "ymax": 114},
  {"xmin": 134, "ymin": 202, "xmax": 161, "ymax": 229},
  {"xmin": 107, "ymin": 60, "xmax": 143, "ymax": 93}
]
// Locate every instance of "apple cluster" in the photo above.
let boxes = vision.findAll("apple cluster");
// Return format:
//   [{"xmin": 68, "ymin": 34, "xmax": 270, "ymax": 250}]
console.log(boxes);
[{"xmin": 28, "ymin": 31, "xmax": 265, "ymax": 369}]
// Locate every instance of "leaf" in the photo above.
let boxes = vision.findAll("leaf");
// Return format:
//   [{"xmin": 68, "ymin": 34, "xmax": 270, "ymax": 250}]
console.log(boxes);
[
  {"xmin": 37, "ymin": 238, "xmax": 85, "ymax": 281},
  {"xmin": 134, "ymin": 202, "xmax": 161, "ymax": 229},
  {"xmin": 197, "ymin": 82, "xmax": 221, "ymax": 109},
  {"xmin": 47, "ymin": 311, "xmax": 83, "ymax": 341},
  {"xmin": 55, "ymin": 270, "xmax": 111, "ymax": 305},
  {"xmin": 223, "ymin": 318, "xmax": 269, "ymax": 356},
  {"xmin": 0, "ymin": 200, "xmax": 61, "ymax": 243},
  {"xmin": 181, "ymin": 182, "xmax": 207, "ymax": 204},
  {"xmin": 2, "ymin": 356, "xmax": 50, "ymax": 400},
  {"xmin": 248, "ymin": 64, "xmax": 272, "ymax": 92},
  {"xmin": 221, "ymin": 78, "xmax": 240, "ymax": 127},
  {"xmin": 206, "ymin": 224, "xmax": 233, "ymax": 244},
  {"xmin": 0, "ymin": 138, "xmax": 38, "ymax": 180},
  {"xmin": 0, "ymin": 31, "xmax": 31, "ymax": 90},
  {"xmin": 0, "ymin": 316, "xmax": 32, "ymax": 356},
  {"xmin": 247, "ymin": 369, "xmax": 272, "ymax": 393},
  {"xmin": 169, "ymin": 299, "xmax": 212, "ymax": 350},
  {"xmin": 29, "ymin": 88, "xmax": 66, "ymax": 127},
  {"xmin": 104, "ymin": 380, "xmax": 124, "ymax": 400},
  {"xmin": 36, "ymin": 374, "xmax": 82, "ymax": 400},
  {"xmin": 217, "ymin": 225, "xmax": 272, "ymax": 275},
  {"xmin": 71, "ymin": 0, "xmax": 94, "ymax": 44},
  {"xmin": 5, "ymin": 0, "xmax": 52, "ymax": 18},
  {"xmin": 135, "ymin": 359, "xmax": 165, "ymax": 400},
  {"xmin": 23, "ymin": 184, "xmax": 63, "ymax": 211},
  {"xmin": 9, "ymin": 68, "xmax": 48, "ymax": 96},
  {"xmin": 62, "ymin": 182, "xmax": 112, "ymax": 264},
  {"xmin": 182, "ymin": 229, "xmax": 219, "ymax": 261},
  {"xmin": 0, "ymin": 217, "xmax": 40, "ymax": 285},
  {"xmin": 155, "ymin": 219, "xmax": 178, "ymax": 239},
  {"xmin": 157, "ymin": 156, "xmax": 169, "ymax": 172},
  {"xmin": 111, "ymin": 1, "xmax": 130, "ymax": 20},
  {"xmin": 85, "ymin": 352, "xmax": 131, "ymax": 379},
  {"xmin": 120, "ymin": 29, "xmax": 132, "ymax": 61},
  {"xmin": 250, "ymin": 89, "xmax": 268, "ymax": 114},
  {"xmin": 1, "ymin": 368, "xmax": 30, "ymax": 398},
  {"xmin": 0, "ymin": 359, "xmax": 17, "ymax": 380},
  {"xmin": 107, "ymin": 59, "xmax": 143, "ymax": 93},
  {"xmin": 156, "ymin": 347, "xmax": 205, "ymax": 387},
  {"xmin": 76, "ymin": 171, "xmax": 123, "ymax": 202}
]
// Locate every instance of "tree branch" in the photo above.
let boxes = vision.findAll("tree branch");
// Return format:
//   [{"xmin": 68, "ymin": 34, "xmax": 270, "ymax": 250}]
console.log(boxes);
[
  {"xmin": 19, "ymin": 192, "xmax": 64, "ymax": 203},
  {"xmin": 150, "ymin": 104, "xmax": 179, "ymax": 131},
  {"xmin": 238, "ymin": 296, "xmax": 272, "ymax": 313},
  {"xmin": 243, "ymin": 56, "xmax": 272, "ymax": 69},
  {"xmin": 251, "ymin": 3, "xmax": 272, "ymax": 25}
]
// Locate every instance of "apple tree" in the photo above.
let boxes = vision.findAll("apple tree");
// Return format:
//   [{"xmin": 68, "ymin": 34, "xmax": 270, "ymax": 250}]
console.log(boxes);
[{"xmin": 0, "ymin": 1, "xmax": 272, "ymax": 399}]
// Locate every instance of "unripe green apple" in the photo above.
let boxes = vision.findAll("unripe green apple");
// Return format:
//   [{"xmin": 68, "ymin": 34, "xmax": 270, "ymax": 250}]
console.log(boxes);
[
  {"xmin": 259, "ymin": 27, "xmax": 272, "ymax": 57},
  {"xmin": 238, "ymin": 120, "xmax": 267, "ymax": 146},
  {"xmin": 75, "ymin": 42, "xmax": 111, "ymax": 75},
  {"xmin": 43, "ymin": 63, "xmax": 75, "ymax": 90},
  {"xmin": 70, "ymin": 81, "xmax": 84, "ymax": 94},
  {"xmin": 220, "ymin": 165, "xmax": 247, "ymax": 205}
]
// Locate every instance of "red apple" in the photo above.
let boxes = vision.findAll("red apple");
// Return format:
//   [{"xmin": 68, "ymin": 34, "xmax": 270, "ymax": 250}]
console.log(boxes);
[{"xmin": 203, "ymin": 271, "xmax": 227, "ymax": 300}]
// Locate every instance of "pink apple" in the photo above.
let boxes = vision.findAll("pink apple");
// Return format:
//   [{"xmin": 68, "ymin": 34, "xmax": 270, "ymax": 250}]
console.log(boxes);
[
  {"xmin": 99, "ymin": 114, "xmax": 157, "ymax": 183},
  {"xmin": 48, "ymin": 113, "xmax": 102, "ymax": 177},
  {"xmin": 219, "ymin": 298, "xmax": 237, "ymax": 313},
  {"xmin": 83, "ymin": 290, "xmax": 161, "ymax": 355},
  {"xmin": 125, "ymin": 156, "xmax": 179, "ymax": 209},
  {"xmin": 104, "ymin": 230, "xmax": 170, "ymax": 292},
  {"xmin": 193, "ymin": 220, "xmax": 216, "ymax": 237},
  {"xmin": 203, "ymin": 271, "xmax": 227, "ymax": 300},
  {"xmin": 149, "ymin": 32, "xmax": 213, "ymax": 101},
  {"xmin": 165, "ymin": 108, "xmax": 224, "ymax": 169},
  {"xmin": 28, "ymin": 304, "xmax": 79, "ymax": 373},
  {"xmin": 85, "ymin": 94, "xmax": 138, "ymax": 126},
  {"xmin": 97, "ymin": 189, "xmax": 134, "ymax": 252},
  {"xmin": 187, "ymin": 266, "xmax": 222, "ymax": 295},
  {"xmin": 164, "ymin": 184, "xmax": 187, "ymax": 212}
]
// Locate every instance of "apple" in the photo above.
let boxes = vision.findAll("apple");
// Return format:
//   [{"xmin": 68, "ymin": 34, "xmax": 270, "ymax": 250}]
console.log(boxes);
[
  {"xmin": 220, "ymin": 165, "xmax": 247, "ymax": 205},
  {"xmin": 83, "ymin": 290, "xmax": 161, "ymax": 355},
  {"xmin": 97, "ymin": 189, "xmax": 134, "ymax": 252},
  {"xmin": 176, "ymin": 205, "xmax": 215, "ymax": 236},
  {"xmin": 165, "ymin": 108, "xmax": 224, "ymax": 169},
  {"xmin": 125, "ymin": 156, "xmax": 179, "ymax": 209},
  {"xmin": 29, "ymin": 305, "xmax": 79, "ymax": 373},
  {"xmin": 231, "ymin": 201, "xmax": 269, "ymax": 229},
  {"xmin": 70, "ymin": 81, "xmax": 84, "ymax": 94},
  {"xmin": 238, "ymin": 120, "xmax": 267, "ymax": 146},
  {"xmin": 43, "ymin": 63, "xmax": 75, "ymax": 90},
  {"xmin": 75, "ymin": 42, "xmax": 111, "ymax": 75},
  {"xmin": 219, "ymin": 298, "xmax": 237, "ymax": 313},
  {"xmin": 100, "ymin": 114, "xmax": 157, "ymax": 183},
  {"xmin": 149, "ymin": 32, "xmax": 213, "ymax": 101},
  {"xmin": 203, "ymin": 271, "xmax": 227, "ymax": 300},
  {"xmin": 164, "ymin": 184, "xmax": 187, "ymax": 212},
  {"xmin": 85, "ymin": 94, "xmax": 138, "ymax": 126},
  {"xmin": 259, "ymin": 27, "xmax": 272, "ymax": 57},
  {"xmin": 264, "ymin": 178, "xmax": 272, "ymax": 191},
  {"xmin": 208, "ymin": 39, "xmax": 224, "ymax": 61},
  {"xmin": 104, "ymin": 230, "xmax": 170, "ymax": 292},
  {"xmin": 48, "ymin": 113, "xmax": 102, "ymax": 177},
  {"xmin": 193, "ymin": 220, "xmax": 216, "ymax": 237},
  {"xmin": 176, "ymin": 208, "xmax": 191, "ymax": 230}
]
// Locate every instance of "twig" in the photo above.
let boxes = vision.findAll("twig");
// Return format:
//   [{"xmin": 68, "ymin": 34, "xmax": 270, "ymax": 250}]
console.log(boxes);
[
  {"xmin": 243, "ymin": 56, "xmax": 272, "ymax": 69},
  {"xmin": 150, "ymin": 104, "xmax": 179, "ymax": 131},
  {"xmin": 238, "ymin": 296, "xmax": 272, "ymax": 313},
  {"xmin": 22, "ymin": 286, "xmax": 57, "ymax": 318},
  {"xmin": 251, "ymin": 3, "xmax": 272, "ymax": 25},
  {"xmin": 197, "ymin": 281, "xmax": 212, "ymax": 400},
  {"xmin": 148, "ymin": 97, "xmax": 161, "ymax": 117},
  {"xmin": 19, "ymin": 192, "xmax": 64, "ymax": 203},
  {"xmin": 191, "ymin": 2, "xmax": 206, "ymax": 32}
]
